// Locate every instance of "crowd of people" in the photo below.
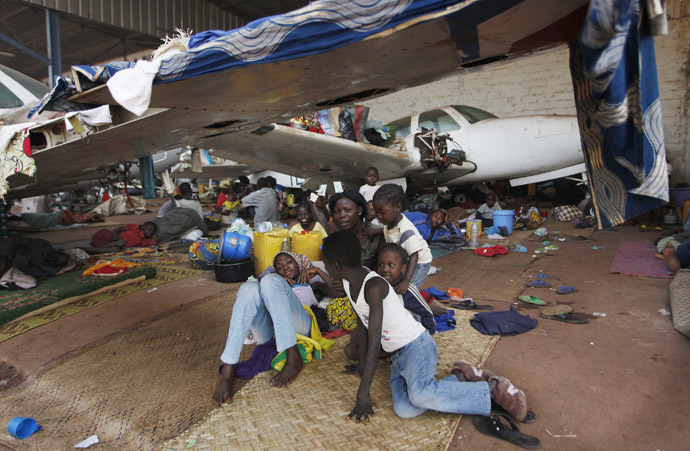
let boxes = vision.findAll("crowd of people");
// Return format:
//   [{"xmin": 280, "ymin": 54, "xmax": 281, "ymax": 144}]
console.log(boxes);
[
  {"xmin": 212, "ymin": 166, "xmax": 531, "ymax": 427},
  {"xmin": 4, "ymin": 165, "xmax": 687, "ymax": 430}
]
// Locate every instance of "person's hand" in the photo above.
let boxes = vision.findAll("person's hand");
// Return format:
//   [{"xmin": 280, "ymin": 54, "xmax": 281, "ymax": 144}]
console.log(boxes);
[
  {"xmin": 282, "ymin": 276, "xmax": 296, "ymax": 286},
  {"xmin": 364, "ymin": 226, "xmax": 378, "ymax": 239},
  {"xmin": 297, "ymin": 268, "xmax": 311, "ymax": 285},
  {"xmin": 307, "ymin": 267, "xmax": 319, "ymax": 279},
  {"xmin": 342, "ymin": 363, "xmax": 364, "ymax": 377},
  {"xmin": 394, "ymin": 279, "xmax": 410, "ymax": 295},
  {"xmin": 348, "ymin": 398, "xmax": 374, "ymax": 423},
  {"xmin": 330, "ymin": 279, "xmax": 344, "ymax": 293}
]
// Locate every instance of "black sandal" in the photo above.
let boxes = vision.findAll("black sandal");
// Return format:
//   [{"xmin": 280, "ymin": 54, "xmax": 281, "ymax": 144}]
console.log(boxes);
[
  {"xmin": 492, "ymin": 404, "xmax": 536, "ymax": 424},
  {"xmin": 450, "ymin": 298, "xmax": 494, "ymax": 310},
  {"xmin": 539, "ymin": 312, "xmax": 588, "ymax": 324},
  {"xmin": 473, "ymin": 414, "xmax": 540, "ymax": 449}
]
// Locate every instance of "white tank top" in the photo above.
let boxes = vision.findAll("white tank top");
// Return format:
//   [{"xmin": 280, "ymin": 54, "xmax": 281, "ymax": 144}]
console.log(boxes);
[{"xmin": 343, "ymin": 271, "xmax": 425, "ymax": 352}]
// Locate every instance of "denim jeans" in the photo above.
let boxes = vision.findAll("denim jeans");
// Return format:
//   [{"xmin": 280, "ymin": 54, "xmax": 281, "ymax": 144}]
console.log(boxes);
[
  {"xmin": 220, "ymin": 273, "xmax": 311, "ymax": 364},
  {"xmin": 390, "ymin": 331, "xmax": 491, "ymax": 418},
  {"xmin": 410, "ymin": 262, "xmax": 431, "ymax": 288}
]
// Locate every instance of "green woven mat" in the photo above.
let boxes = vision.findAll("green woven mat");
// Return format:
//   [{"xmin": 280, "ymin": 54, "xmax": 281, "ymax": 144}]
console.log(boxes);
[{"xmin": 0, "ymin": 266, "xmax": 201, "ymax": 343}]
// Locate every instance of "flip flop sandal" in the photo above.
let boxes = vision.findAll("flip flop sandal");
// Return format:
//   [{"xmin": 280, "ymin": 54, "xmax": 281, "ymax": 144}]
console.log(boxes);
[
  {"xmin": 492, "ymin": 404, "xmax": 537, "ymax": 424},
  {"xmin": 525, "ymin": 280, "xmax": 551, "ymax": 288},
  {"xmin": 555, "ymin": 286, "xmax": 578, "ymax": 295},
  {"xmin": 472, "ymin": 415, "xmax": 541, "ymax": 450},
  {"xmin": 518, "ymin": 295, "xmax": 548, "ymax": 306},
  {"xmin": 451, "ymin": 298, "xmax": 494, "ymax": 310},
  {"xmin": 540, "ymin": 312, "xmax": 589, "ymax": 324},
  {"xmin": 538, "ymin": 274, "xmax": 548, "ymax": 279},
  {"xmin": 541, "ymin": 304, "xmax": 572, "ymax": 316}
]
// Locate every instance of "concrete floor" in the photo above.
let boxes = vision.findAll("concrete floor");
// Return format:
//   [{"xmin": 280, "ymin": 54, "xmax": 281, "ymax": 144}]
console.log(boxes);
[{"xmin": 1, "ymin": 208, "xmax": 688, "ymax": 450}]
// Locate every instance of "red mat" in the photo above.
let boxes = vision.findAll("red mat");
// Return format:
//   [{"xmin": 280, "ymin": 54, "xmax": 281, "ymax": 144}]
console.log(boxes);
[{"xmin": 609, "ymin": 240, "xmax": 674, "ymax": 278}]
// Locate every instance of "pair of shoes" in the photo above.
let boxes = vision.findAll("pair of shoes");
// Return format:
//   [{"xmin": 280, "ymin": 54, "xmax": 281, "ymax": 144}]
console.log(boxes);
[
  {"xmin": 451, "ymin": 360, "xmax": 496, "ymax": 382},
  {"xmin": 473, "ymin": 415, "xmax": 540, "ymax": 449},
  {"xmin": 450, "ymin": 298, "xmax": 494, "ymax": 310},
  {"xmin": 452, "ymin": 362, "xmax": 532, "ymax": 424},
  {"xmin": 540, "ymin": 304, "xmax": 588, "ymax": 324},
  {"xmin": 525, "ymin": 280, "xmax": 551, "ymax": 288},
  {"xmin": 489, "ymin": 376, "xmax": 529, "ymax": 422},
  {"xmin": 518, "ymin": 295, "xmax": 547, "ymax": 306}
]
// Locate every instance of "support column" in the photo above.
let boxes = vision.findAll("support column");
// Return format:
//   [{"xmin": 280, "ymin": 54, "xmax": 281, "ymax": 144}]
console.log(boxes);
[{"xmin": 45, "ymin": 9, "xmax": 61, "ymax": 86}]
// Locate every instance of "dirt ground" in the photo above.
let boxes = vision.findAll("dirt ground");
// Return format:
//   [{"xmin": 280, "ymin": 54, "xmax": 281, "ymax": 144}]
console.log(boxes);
[{"xmin": 1, "ymin": 205, "xmax": 689, "ymax": 450}]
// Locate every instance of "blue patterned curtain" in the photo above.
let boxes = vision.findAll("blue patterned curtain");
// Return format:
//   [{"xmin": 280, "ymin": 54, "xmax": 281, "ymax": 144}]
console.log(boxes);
[{"xmin": 570, "ymin": 0, "xmax": 668, "ymax": 229}]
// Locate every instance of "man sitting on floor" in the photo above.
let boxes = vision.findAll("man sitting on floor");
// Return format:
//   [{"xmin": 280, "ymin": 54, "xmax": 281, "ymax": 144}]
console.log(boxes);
[{"xmin": 158, "ymin": 182, "xmax": 204, "ymax": 221}]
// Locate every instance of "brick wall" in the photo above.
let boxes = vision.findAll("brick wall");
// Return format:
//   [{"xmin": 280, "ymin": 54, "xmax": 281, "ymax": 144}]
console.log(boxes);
[{"xmin": 363, "ymin": 1, "xmax": 690, "ymax": 184}]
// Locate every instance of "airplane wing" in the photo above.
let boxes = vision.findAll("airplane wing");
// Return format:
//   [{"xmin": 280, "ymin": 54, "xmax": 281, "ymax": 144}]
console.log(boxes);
[
  {"xmin": 7, "ymin": 0, "xmax": 589, "ymax": 198},
  {"xmin": 171, "ymin": 163, "xmax": 261, "ymax": 180},
  {"xmin": 206, "ymin": 124, "xmax": 478, "ymax": 190}
]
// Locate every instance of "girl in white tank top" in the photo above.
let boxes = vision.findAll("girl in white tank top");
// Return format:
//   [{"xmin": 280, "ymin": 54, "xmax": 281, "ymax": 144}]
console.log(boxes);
[{"xmin": 343, "ymin": 271, "xmax": 425, "ymax": 353}]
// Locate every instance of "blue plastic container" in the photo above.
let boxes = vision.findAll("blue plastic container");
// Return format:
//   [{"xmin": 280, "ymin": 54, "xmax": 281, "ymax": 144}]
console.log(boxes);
[
  {"xmin": 493, "ymin": 210, "xmax": 515, "ymax": 235},
  {"xmin": 220, "ymin": 232, "xmax": 252, "ymax": 261},
  {"xmin": 7, "ymin": 417, "xmax": 41, "ymax": 439}
]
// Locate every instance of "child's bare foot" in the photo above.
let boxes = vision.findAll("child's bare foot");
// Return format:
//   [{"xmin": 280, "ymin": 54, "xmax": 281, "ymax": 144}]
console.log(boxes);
[
  {"xmin": 270, "ymin": 345, "xmax": 303, "ymax": 388},
  {"xmin": 212, "ymin": 364, "xmax": 235, "ymax": 405}
]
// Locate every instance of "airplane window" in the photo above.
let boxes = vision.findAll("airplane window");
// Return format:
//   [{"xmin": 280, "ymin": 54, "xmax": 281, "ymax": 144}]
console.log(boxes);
[
  {"xmin": 418, "ymin": 109, "xmax": 461, "ymax": 133},
  {"xmin": 452, "ymin": 105, "xmax": 498, "ymax": 123},
  {"xmin": 0, "ymin": 81, "xmax": 24, "ymax": 109},
  {"xmin": 390, "ymin": 116, "xmax": 411, "ymax": 139}
]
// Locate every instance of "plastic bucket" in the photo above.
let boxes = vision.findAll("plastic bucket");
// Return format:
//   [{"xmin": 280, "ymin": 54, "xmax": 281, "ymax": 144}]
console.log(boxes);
[
  {"xmin": 220, "ymin": 232, "xmax": 253, "ymax": 260},
  {"xmin": 292, "ymin": 231, "xmax": 323, "ymax": 262},
  {"xmin": 254, "ymin": 229, "xmax": 290, "ymax": 274},
  {"xmin": 7, "ymin": 417, "xmax": 41, "ymax": 439},
  {"xmin": 493, "ymin": 210, "xmax": 515, "ymax": 235}
]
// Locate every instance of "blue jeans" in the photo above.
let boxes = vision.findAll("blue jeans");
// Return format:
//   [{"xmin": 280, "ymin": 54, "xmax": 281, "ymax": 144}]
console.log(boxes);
[
  {"xmin": 390, "ymin": 331, "xmax": 491, "ymax": 418},
  {"xmin": 220, "ymin": 273, "xmax": 311, "ymax": 364},
  {"xmin": 410, "ymin": 262, "xmax": 431, "ymax": 288}
]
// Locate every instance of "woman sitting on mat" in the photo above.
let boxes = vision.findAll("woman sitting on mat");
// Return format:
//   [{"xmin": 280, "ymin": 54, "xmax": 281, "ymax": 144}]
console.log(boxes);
[
  {"xmin": 327, "ymin": 190, "xmax": 381, "ymax": 270},
  {"xmin": 212, "ymin": 252, "xmax": 337, "ymax": 405}
]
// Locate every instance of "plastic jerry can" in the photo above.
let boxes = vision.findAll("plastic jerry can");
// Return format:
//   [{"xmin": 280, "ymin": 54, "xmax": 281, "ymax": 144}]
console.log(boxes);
[
  {"xmin": 286, "ymin": 193, "xmax": 296, "ymax": 206},
  {"xmin": 291, "ymin": 231, "xmax": 323, "ymax": 262},
  {"xmin": 253, "ymin": 228, "xmax": 290, "ymax": 274}
]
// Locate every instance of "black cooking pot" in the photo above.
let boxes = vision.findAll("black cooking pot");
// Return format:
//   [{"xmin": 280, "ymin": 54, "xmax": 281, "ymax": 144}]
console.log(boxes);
[{"xmin": 214, "ymin": 257, "xmax": 254, "ymax": 283}]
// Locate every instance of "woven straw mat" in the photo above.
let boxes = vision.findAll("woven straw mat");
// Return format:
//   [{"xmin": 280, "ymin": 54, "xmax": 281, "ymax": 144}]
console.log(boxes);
[
  {"xmin": 0, "ymin": 288, "xmax": 251, "ymax": 450},
  {"xmin": 670, "ymin": 269, "xmax": 690, "ymax": 338},
  {"xmin": 162, "ymin": 310, "xmax": 499, "ymax": 451}
]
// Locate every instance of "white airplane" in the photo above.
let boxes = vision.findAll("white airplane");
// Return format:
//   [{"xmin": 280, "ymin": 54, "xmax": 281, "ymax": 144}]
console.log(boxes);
[
  {"xmin": 1, "ymin": 0, "xmax": 600, "ymax": 201},
  {"xmin": 208, "ymin": 104, "xmax": 585, "ymax": 193}
]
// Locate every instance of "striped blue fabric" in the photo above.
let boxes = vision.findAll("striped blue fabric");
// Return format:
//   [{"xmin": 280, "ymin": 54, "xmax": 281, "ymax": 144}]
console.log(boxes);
[{"xmin": 570, "ymin": 0, "xmax": 668, "ymax": 229}]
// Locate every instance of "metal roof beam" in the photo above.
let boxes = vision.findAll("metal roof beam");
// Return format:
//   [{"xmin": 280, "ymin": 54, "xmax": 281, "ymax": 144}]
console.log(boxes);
[{"xmin": 0, "ymin": 28, "xmax": 49, "ymax": 64}]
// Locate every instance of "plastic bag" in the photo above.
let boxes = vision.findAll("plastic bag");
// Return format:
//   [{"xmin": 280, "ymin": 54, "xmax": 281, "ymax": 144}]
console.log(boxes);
[
  {"xmin": 229, "ymin": 217, "xmax": 255, "ymax": 243},
  {"xmin": 338, "ymin": 109, "xmax": 356, "ymax": 141}
]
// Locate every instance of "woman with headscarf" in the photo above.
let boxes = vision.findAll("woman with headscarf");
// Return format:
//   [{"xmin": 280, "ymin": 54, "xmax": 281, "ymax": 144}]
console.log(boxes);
[
  {"xmin": 328, "ymin": 190, "xmax": 381, "ymax": 269},
  {"xmin": 212, "ymin": 251, "xmax": 336, "ymax": 406}
]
